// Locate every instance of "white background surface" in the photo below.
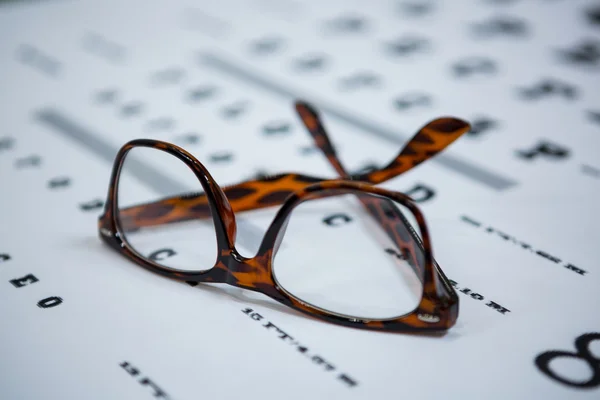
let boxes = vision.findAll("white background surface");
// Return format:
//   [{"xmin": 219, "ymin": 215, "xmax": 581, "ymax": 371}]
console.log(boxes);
[{"xmin": 0, "ymin": 0, "xmax": 599, "ymax": 398}]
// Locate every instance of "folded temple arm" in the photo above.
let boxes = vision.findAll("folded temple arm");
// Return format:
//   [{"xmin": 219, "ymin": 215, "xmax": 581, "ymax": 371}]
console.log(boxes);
[
  {"xmin": 117, "ymin": 101, "xmax": 470, "ymax": 255},
  {"xmin": 117, "ymin": 172, "xmax": 324, "ymax": 232},
  {"xmin": 294, "ymin": 101, "xmax": 470, "ymax": 288}
]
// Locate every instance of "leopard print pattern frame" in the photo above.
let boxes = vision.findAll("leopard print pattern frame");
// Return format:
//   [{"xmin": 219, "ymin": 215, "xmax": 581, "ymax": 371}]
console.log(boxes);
[
  {"xmin": 115, "ymin": 102, "xmax": 470, "ymax": 233},
  {"xmin": 98, "ymin": 100, "xmax": 469, "ymax": 332}
]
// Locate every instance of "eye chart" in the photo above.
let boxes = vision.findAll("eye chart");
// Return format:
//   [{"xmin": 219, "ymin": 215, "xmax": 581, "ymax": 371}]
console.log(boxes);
[{"xmin": 0, "ymin": 0, "xmax": 599, "ymax": 398}]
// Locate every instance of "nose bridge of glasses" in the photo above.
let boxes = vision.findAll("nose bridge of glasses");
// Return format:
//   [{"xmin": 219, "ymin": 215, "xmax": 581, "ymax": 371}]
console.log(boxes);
[{"xmin": 221, "ymin": 248, "xmax": 275, "ymax": 290}]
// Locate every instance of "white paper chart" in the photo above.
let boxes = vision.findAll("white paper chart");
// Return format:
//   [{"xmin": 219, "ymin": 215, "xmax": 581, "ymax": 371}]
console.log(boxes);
[{"xmin": 1, "ymin": 0, "xmax": 599, "ymax": 398}]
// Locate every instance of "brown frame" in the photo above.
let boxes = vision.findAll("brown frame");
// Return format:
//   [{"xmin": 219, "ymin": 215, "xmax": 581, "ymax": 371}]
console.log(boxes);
[{"xmin": 98, "ymin": 100, "xmax": 470, "ymax": 332}]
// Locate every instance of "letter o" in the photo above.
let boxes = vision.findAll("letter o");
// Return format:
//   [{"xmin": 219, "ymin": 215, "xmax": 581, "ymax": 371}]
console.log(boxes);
[{"xmin": 37, "ymin": 296, "xmax": 63, "ymax": 309}]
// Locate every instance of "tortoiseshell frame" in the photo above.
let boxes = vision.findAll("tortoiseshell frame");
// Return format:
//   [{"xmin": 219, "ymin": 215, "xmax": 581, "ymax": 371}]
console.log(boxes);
[{"xmin": 98, "ymin": 101, "xmax": 471, "ymax": 332}]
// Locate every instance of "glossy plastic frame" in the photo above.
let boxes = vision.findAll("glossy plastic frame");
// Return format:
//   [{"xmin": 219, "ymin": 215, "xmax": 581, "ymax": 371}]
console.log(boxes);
[{"xmin": 98, "ymin": 101, "xmax": 471, "ymax": 332}]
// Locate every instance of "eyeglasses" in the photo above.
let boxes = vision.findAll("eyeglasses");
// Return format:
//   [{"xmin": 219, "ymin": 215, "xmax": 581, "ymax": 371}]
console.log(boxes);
[{"xmin": 98, "ymin": 100, "xmax": 470, "ymax": 332}]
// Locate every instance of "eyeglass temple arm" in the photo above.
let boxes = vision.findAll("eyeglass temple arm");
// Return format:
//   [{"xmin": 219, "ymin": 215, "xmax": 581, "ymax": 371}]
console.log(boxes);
[
  {"xmin": 294, "ymin": 101, "xmax": 469, "ymax": 291},
  {"xmin": 116, "ymin": 102, "xmax": 469, "ymax": 237},
  {"xmin": 294, "ymin": 101, "xmax": 470, "ymax": 184},
  {"xmin": 294, "ymin": 101, "xmax": 421, "ymax": 276},
  {"xmin": 116, "ymin": 172, "xmax": 327, "ymax": 232}
]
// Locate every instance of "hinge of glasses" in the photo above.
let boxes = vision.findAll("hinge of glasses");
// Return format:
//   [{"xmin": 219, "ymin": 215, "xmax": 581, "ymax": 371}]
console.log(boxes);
[
  {"xmin": 100, "ymin": 228, "xmax": 113, "ymax": 237},
  {"xmin": 417, "ymin": 313, "xmax": 440, "ymax": 323}
]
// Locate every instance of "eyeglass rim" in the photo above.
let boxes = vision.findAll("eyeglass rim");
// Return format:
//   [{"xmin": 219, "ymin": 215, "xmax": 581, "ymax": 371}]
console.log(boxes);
[{"xmin": 98, "ymin": 139, "xmax": 459, "ymax": 332}]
